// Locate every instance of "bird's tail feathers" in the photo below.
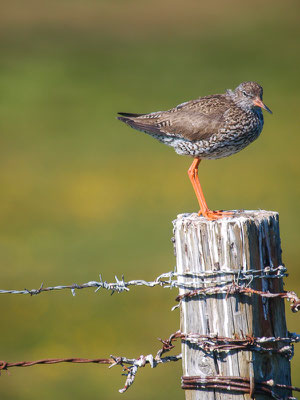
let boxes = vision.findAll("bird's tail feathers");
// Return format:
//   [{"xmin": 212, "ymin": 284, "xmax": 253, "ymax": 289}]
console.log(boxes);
[{"xmin": 117, "ymin": 114, "xmax": 162, "ymax": 136}]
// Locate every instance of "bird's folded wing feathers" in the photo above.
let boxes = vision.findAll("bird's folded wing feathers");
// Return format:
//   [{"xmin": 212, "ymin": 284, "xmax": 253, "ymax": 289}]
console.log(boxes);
[
  {"xmin": 118, "ymin": 111, "xmax": 225, "ymax": 141},
  {"xmin": 117, "ymin": 94, "xmax": 231, "ymax": 141}
]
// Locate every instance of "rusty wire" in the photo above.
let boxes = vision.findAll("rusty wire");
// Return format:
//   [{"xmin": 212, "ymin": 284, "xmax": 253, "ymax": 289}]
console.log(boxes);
[
  {"xmin": 0, "ymin": 331, "xmax": 182, "ymax": 393},
  {"xmin": 175, "ymin": 281, "xmax": 300, "ymax": 312},
  {"xmin": 180, "ymin": 331, "xmax": 300, "ymax": 359},
  {"xmin": 181, "ymin": 375, "xmax": 300, "ymax": 399},
  {"xmin": 0, "ymin": 357, "xmax": 114, "ymax": 369},
  {"xmin": 167, "ymin": 330, "xmax": 300, "ymax": 358},
  {"xmin": 1, "ymin": 330, "xmax": 299, "ymax": 393}
]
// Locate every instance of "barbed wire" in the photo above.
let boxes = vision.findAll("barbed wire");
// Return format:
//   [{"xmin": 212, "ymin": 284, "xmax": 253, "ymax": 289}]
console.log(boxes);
[
  {"xmin": 0, "ymin": 331, "xmax": 182, "ymax": 393},
  {"xmin": 160, "ymin": 331, "xmax": 300, "ymax": 359},
  {"xmin": 0, "ymin": 271, "xmax": 177, "ymax": 296},
  {"xmin": 1, "ymin": 265, "xmax": 298, "ymax": 393},
  {"xmin": 1, "ymin": 266, "xmax": 298, "ymax": 312},
  {"xmin": 175, "ymin": 281, "xmax": 300, "ymax": 313},
  {"xmin": 178, "ymin": 265, "xmax": 288, "ymax": 280},
  {"xmin": 181, "ymin": 376, "xmax": 300, "ymax": 399},
  {"xmin": 180, "ymin": 331, "xmax": 300, "ymax": 359},
  {"xmin": 0, "ymin": 265, "xmax": 289, "ymax": 297},
  {"xmin": 1, "ymin": 330, "xmax": 299, "ymax": 394}
]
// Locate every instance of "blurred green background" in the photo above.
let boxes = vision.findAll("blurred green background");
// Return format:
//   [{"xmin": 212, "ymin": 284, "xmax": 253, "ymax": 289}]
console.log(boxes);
[{"xmin": 0, "ymin": 0, "xmax": 299, "ymax": 398}]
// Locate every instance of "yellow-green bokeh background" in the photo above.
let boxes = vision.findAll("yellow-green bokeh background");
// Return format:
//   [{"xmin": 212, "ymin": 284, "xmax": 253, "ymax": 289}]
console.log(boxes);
[{"xmin": 0, "ymin": 1, "xmax": 299, "ymax": 398}]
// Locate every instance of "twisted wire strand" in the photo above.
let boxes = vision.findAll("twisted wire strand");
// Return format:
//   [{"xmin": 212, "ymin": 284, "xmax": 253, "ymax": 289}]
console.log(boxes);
[
  {"xmin": 1, "ymin": 331, "xmax": 299, "ymax": 393},
  {"xmin": 181, "ymin": 375, "xmax": 300, "ymax": 399},
  {"xmin": 0, "ymin": 266, "xmax": 289, "ymax": 296},
  {"xmin": 0, "ymin": 331, "xmax": 182, "ymax": 393},
  {"xmin": 175, "ymin": 281, "xmax": 300, "ymax": 312}
]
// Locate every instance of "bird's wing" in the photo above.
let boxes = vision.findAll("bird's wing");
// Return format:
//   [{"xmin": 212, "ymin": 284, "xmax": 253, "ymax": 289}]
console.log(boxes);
[
  {"xmin": 159, "ymin": 112, "xmax": 226, "ymax": 140},
  {"xmin": 118, "ymin": 95, "xmax": 230, "ymax": 141}
]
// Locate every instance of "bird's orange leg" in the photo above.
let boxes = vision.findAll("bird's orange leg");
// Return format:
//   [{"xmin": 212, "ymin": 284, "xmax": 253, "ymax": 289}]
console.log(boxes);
[{"xmin": 188, "ymin": 158, "xmax": 232, "ymax": 220}]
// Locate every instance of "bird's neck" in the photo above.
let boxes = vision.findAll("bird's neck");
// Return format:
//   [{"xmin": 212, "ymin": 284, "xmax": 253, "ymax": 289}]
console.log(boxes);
[{"xmin": 226, "ymin": 90, "xmax": 258, "ymax": 114}]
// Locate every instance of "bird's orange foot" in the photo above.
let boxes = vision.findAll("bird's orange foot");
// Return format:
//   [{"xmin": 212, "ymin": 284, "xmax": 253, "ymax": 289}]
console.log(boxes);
[{"xmin": 198, "ymin": 209, "xmax": 233, "ymax": 220}]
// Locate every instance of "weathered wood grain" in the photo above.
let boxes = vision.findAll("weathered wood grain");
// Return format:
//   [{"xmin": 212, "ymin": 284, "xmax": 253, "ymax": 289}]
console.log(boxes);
[{"xmin": 173, "ymin": 210, "xmax": 291, "ymax": 400}]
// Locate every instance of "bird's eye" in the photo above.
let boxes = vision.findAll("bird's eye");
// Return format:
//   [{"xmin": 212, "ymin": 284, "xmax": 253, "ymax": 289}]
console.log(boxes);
[{"xmin": 242, "ymin": 90, "xmax": 249, "ymax": 97}]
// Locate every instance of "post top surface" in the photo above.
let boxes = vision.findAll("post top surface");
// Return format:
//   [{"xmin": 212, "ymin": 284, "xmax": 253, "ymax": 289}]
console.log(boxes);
[{"xmin": 174, "ymin": 210, "xmax": 279, "ymax": 226}]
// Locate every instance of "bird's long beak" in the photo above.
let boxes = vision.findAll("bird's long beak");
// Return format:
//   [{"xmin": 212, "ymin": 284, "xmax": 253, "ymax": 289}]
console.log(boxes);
[{"xmin": 253, "ymin": 98, "xmax": 272, "ymax": 114}]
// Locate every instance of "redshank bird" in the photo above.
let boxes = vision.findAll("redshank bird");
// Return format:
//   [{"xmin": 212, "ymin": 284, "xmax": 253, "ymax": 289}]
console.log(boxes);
[{"xmin": 117, "ymin": 81, "xmax": 272, "ymax": 220}]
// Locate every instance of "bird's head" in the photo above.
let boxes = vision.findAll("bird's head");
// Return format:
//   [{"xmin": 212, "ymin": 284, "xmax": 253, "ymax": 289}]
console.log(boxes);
[{"xmin": 228, "ymin": 81, "xmax": 272, "ymax": 114}]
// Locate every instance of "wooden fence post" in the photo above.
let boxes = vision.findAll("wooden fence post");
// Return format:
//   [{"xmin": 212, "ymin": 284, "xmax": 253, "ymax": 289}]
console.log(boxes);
[{"xmin": 173, "ymin": 210, "xmax": 292, "ymax": 399}]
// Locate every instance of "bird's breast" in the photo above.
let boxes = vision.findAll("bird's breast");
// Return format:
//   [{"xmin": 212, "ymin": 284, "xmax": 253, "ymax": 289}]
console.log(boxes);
[{"xmin": 173, "ymin": 110, "xmax": 264, "ymax": 159}]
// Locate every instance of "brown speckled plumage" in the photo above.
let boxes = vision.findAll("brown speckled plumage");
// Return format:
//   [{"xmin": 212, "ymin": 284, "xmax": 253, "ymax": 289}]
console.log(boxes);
[{"xmin": 117, "ymin": 81, "xmax": 271, "ymax": 159}]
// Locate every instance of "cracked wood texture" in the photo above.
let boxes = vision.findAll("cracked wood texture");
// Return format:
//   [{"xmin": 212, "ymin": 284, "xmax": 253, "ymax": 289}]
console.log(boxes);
[{"xmin": 173, "ymin": 210, "xmax": 291, "ymax": 400}]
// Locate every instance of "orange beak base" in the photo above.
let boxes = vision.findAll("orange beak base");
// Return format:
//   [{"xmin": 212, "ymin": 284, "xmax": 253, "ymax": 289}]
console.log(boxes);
[{"xmin": 253, "ymin": 98, "xmax": 272, "ymax": 114}]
